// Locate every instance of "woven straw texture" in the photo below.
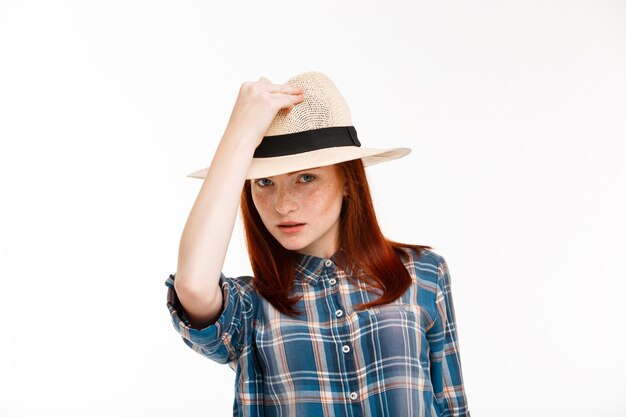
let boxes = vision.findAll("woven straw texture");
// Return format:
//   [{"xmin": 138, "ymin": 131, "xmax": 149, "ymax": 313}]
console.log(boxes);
[
  {"xmin": 265, "ymin": 71, "xmax": 352, "ymax": 136},
  {"xmin": 186, "ymin": 71, "xmax": 411, "ymax": 179}
]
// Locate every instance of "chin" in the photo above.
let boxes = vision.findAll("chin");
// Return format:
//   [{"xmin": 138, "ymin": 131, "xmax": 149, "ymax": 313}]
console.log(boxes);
[
  {"xmin": 272, "ymin": 234, "xmax": 311, "ymax": 250},
  {"xmin": 277, "ymin": 239, "xmax": 309, "ymax": 251}
]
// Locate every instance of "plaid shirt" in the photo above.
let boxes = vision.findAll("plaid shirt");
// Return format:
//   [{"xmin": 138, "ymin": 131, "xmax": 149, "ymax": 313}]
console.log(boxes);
[{"xmin": 165, "ymin": 247, "xmax": 471, "ymax": 417}]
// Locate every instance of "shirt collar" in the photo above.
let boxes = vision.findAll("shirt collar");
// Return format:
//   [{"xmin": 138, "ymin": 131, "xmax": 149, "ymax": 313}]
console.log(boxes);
[{"xmin": 294, "ymin": 247, "xmax": 353, "ymax": 287}]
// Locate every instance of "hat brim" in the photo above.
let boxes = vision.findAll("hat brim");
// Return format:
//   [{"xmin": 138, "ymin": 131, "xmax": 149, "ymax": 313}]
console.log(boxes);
[{"xmin": 186, "ymin": 146, "xmax": 411, "ymax": 180}]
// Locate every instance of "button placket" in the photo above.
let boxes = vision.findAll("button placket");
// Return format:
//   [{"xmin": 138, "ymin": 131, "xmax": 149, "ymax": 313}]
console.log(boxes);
[
  {"xmin": 324, "ymin": 259, "xmax": 338, "ymax": 288},
  {"xmin": 322, "ymin": 257, "xmax": 359, "ymax": 405}
]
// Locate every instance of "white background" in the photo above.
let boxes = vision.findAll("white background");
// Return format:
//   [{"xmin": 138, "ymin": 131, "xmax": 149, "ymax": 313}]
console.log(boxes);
[{"xmin": 1, "ymin": 1, "xmax": 625, "ymax": 416}]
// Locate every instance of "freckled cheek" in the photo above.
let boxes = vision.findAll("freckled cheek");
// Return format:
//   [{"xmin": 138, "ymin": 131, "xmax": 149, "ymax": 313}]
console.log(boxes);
[
  {"xmin": 307, "ymin": 186, "xmax": 339, "ymax": 213},
  {"xmin": 251, "ymin": 193, "xmax": 273, "ymax": 218}
]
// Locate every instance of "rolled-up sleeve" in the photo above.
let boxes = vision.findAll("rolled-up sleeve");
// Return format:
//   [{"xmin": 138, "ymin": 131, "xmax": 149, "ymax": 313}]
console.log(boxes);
[
  {"xmin": 165, "ymin": 272, "xmax": 257, "ymax": 364},
  {"xmin": 427, "ymin": 256, "xmax": 471, "ymax": 417}
]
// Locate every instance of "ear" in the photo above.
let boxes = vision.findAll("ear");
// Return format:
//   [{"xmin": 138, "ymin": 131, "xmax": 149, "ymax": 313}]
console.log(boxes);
[{"xmin": 343, "ymin": 182, "xmax": 349, "ymax": 197}]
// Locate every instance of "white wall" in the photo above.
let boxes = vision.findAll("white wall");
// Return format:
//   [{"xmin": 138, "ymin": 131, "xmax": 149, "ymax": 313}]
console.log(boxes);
[{"xmin": 1, "ymin": 1, "xmax": 624, "ymax": 416}]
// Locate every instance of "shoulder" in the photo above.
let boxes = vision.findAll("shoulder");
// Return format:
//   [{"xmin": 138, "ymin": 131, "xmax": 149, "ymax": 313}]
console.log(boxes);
[
  {"xmin": 166, "ymin": 272, "xmax": 257, "ymax": 291},
  {"xmin": 222, "ymin": 273, "xmax": 255, "ymax": 287},
  {"xmin": 219, "ymin": 273, "xmax": 258, "ymax": 296},
  {"xmin": 395, "ymin": 246, "xmax": 448, "ymax": 285},
  {"xmin": 166, "ymin": 273, "xmax": 259, "ymax": 304}
]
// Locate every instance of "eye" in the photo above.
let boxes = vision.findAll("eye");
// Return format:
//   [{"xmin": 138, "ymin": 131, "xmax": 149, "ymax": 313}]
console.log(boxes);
[
  {"xmin": 254, "ymin": 178, "xmax": 272, "ymax": 187},
  {"xmin": 299, "ymin": 174, "xmax": 316, "ymax": 183}
]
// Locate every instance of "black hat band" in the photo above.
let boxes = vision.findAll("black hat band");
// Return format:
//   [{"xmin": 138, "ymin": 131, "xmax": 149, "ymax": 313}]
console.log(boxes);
[{"xmin": 253, "ymin": 126, "xmax": 361, "ymax": 158}]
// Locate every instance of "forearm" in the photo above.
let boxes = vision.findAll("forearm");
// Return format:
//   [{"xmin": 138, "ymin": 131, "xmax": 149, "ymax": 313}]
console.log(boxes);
[{"xmin": 175, "ymin": 131, "xmax": 257, "ymax": 318}]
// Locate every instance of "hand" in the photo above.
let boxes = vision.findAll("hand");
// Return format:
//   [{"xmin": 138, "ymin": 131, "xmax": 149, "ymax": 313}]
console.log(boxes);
[{"xmin": 223, "ymin": 76, "xmax": 305, "ymax": 148}]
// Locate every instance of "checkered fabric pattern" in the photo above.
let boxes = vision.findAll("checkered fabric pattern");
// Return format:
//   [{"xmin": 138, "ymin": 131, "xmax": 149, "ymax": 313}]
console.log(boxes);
[{"xmin": 165, "ymin": 247, "xmax": 471, "ymax": 417}]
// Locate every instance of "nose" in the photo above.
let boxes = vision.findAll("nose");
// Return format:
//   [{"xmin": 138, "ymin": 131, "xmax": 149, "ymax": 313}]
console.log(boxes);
[{"xmin": 274, "ymin": 188, "xmax": 298, "ymax": 215}]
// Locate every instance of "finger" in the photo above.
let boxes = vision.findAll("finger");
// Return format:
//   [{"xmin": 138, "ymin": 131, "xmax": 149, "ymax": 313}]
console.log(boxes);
[
  {"xmin": 274, "ymin": 92, "xmax": 305, "ymax": 110},
  {"xmin": 256, "ymin": 77, "xmax": 303, "ymax": 95},
  {"xmin": 266, "ymin": 83, "xmax": 305, "ymax": 95}
]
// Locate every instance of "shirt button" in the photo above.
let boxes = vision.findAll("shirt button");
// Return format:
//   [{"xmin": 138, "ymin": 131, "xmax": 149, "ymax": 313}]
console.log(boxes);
[
  {"xmin": 324, "ymin": 259, "xmax": 333, "ymax": 267},
  {"xmin": 349, "ymin": 391, "xmax": 358, "ymax": 400},
  {"xmin": 335, "ymin": 309, "xmax": 343, "ymax": 317},
  {"xmin": 329, "ymin": 278, "xmax": 337, "ymax": 285},
  {"xmin": 342, "ymin": 345, "xmax": 350, "ymax": 353}
]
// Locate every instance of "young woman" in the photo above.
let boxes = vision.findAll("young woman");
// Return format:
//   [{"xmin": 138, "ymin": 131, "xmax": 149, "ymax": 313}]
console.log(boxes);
[{"xmin": 165, "ymin": 71, "xmax": 471, "ymax": 417}]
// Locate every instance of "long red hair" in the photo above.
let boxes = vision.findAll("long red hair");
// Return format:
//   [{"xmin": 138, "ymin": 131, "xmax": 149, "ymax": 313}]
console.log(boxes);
[{"xmin": 240, "ymin": 158, "xmax": 432, "ymax": 317}]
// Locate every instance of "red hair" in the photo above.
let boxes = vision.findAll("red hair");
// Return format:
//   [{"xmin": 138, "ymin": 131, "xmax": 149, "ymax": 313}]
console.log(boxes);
[{"xmin": 239, "ymin": 158, "xmax": 432, "ymax": 317}]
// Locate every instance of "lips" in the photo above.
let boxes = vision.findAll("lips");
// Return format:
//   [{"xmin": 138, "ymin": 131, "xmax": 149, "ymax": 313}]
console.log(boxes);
[
  {"xmin": 277, "ymin": 222, "xmax": 306, "ymax": 234},
  {"xmin": 278, "ymin": 221, "xmax": 305, "ymax": 227}
]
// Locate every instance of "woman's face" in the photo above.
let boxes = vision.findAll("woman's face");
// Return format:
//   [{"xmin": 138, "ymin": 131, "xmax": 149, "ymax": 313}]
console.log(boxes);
[{"xmin": 251, "ymin": 164, "xmax": 348, "ymax": 259}]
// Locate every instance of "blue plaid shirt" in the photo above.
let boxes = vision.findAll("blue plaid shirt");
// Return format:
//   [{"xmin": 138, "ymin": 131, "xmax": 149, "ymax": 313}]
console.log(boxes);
[{"xmin": 165, "ymin": 247, "xmax": 471, "ymax": 417}]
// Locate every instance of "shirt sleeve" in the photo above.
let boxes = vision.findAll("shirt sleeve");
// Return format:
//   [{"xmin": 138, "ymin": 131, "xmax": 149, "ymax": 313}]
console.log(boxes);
[
  {"xmin": 164, "ymin": 272, "xmax": 257, "ymax": 365},
  {"xmin": 427, "ymin": 256, "xmax": 471, "ymax": 417}
]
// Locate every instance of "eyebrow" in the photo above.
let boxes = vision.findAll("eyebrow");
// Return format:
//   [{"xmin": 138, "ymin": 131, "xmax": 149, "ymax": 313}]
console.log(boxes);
[
  {"xmin": 287, "ymin": 168, "xmax": 319, "ymax": 176},
  {"xmin": 263, "ymin": 168, "xmax": 320, "ymax": 179}
]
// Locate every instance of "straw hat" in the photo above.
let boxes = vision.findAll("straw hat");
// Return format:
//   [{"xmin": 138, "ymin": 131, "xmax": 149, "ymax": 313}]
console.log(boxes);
[{"xmin": 186, "ymin": 71, "xmax": 411, "ymax": 180}]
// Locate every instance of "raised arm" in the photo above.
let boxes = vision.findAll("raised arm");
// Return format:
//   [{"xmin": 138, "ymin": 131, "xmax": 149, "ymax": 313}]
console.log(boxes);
[{"xmin": 174, "ymin": 77, "xmax": 304, "ymax": 329}]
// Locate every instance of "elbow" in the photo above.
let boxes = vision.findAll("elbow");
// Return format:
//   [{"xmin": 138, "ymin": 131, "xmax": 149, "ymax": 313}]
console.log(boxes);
[{"xmin": 174, "ymin": 272, "xmax": 221, "ymax": 305}]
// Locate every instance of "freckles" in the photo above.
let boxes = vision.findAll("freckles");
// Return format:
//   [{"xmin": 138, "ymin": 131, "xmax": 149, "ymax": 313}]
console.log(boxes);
[
  {"xmin": 306, "ymin": 185, "xmax": 325, "ymax": 204},
  {"xmin": 308, "ymin": 182, "xmax": 341, "ymax": 209},
  {"xmin": 251, "ymin": 192, "xmax": 271, "ymax": 214},
  {"xmin": 259, "ymin": 196, "xmax": 273, "ymax": 211}
]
